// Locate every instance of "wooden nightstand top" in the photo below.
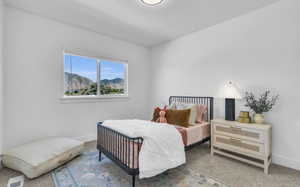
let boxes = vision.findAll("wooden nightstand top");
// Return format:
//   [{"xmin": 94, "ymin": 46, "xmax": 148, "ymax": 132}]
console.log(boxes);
[{"xmin": 212, "ymin": 118, "xmax": 271, "ymax": 130}]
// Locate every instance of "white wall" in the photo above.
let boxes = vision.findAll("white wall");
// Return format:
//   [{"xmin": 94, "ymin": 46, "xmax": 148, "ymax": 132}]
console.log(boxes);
[
  {"xmin": 0, "ymin": 0, "xmax": 4, "ymax": 156},
  {"xmin": 3, "ymin": 0, "xmax": 300, "ymax": 172},
  {"xmin": 3, "ymin": 7, "xmax": 151, "ymax": 149},
  {"xmin": 151, "ymin": 0, "xmax": 300, "ymax": 170}
]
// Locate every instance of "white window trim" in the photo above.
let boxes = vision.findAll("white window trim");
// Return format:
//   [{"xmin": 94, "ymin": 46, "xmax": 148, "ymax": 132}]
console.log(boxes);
[{"xmin": 60, "ymin": 52, "xmax": 129, "ymax": 102}]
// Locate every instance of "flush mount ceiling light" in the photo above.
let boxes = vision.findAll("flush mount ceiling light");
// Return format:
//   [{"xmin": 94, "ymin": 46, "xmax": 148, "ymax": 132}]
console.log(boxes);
[{"xmin": 141, "ymin": 0, "xmax": 164, "ymax": 6}]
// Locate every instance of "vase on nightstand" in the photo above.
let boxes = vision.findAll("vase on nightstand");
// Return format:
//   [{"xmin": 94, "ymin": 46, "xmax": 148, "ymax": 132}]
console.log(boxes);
[{"xmin": 254, "ymin": 114, "xmax": 265, "ymax": 124}]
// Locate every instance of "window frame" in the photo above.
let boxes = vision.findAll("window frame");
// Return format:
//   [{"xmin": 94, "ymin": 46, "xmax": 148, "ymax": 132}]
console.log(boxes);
[{"xmin": 61, "ymin": 52, "xmax": 129, "ymax": 101}]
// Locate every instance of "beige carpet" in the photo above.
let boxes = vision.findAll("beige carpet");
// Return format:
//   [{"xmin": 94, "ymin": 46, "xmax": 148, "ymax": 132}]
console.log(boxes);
[{"xmin": 1, "ymin": 142, "xmax": 299, "ymax": 187}]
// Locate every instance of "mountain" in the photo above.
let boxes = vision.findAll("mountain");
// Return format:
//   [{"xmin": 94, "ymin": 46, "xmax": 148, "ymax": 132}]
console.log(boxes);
[
  {"xmin": 101, "ymin": 78, "xmax": 124, "ymax": 89},
  {"xmin": 64, "ymin": 72, "xmax": 94, "ymax": 91},
  {"xmin": 64, "ymin": 72, "xmax": 124, "ymax": 92}
]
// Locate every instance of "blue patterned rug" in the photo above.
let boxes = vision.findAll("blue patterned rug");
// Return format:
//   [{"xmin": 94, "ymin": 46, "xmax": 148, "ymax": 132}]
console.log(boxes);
[{"xmin": 52, "ymin": 151, "xmax": 227, "ymax": 187}]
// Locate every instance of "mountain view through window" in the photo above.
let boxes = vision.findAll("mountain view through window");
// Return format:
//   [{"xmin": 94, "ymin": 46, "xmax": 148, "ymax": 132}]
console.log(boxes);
[{"xmin": 64, "ymin": 54, "xmax": 127, "ymax": 97}]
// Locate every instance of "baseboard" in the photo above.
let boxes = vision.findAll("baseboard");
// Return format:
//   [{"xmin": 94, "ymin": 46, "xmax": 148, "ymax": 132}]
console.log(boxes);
[
  {"xmin": 273, "ymin": 154, "xmax": 300, "ymax": 171},
  {"xmin": 74, "ymin": 133, "xmax": 97, "ymax": 144}
]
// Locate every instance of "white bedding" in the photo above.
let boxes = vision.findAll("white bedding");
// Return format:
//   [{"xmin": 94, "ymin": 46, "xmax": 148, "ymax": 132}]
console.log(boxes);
[{"xmin": 102, "ymin": 120, "xmax": 186, "ymax": 179}]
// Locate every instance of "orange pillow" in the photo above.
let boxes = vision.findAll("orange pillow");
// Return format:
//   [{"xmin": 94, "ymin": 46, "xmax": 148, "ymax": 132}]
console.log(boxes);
[{"xmin": 166, "ymin": 109, "xmax": 191, "ymax": 128}]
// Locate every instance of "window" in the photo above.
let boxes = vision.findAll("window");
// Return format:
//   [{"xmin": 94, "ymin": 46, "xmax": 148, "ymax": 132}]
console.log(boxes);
[{"xmin": 63, "ymin": 53, "xmax": 128, "ymax": 98}]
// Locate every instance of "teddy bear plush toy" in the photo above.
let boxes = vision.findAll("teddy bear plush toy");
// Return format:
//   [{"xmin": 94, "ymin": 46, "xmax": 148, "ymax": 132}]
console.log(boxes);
[{"xmin": 156, "ymin": 107, "xmax": 167, "ymax": 123}]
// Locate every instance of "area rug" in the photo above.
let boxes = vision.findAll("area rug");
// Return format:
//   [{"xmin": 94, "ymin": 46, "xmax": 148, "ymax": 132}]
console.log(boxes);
[{"xmin": 52, "ymin": 151, "xmax": 227, "ymax": 187}]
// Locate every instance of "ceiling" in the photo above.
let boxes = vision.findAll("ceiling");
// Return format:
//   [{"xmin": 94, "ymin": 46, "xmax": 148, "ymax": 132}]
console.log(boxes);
[{"xmin": 5, "ymin": 0, "xmax": 279, "ymax": 47}]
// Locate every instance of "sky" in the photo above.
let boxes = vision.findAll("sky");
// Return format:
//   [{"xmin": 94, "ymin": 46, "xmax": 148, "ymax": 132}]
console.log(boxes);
[{"xmin": 64, "ymin": 54, "xmax": 125, "ymax": 82}]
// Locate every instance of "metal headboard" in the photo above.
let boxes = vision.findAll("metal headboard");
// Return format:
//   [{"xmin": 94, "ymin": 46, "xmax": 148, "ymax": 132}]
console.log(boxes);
[{"xmin": 169, "ymin": 96, "xmax": 214, "ymax": 122}]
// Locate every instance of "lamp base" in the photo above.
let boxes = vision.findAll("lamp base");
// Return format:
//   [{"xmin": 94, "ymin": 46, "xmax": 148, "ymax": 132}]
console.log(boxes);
[{"xmin": 225, "ymin": 98, "xmax": 235, "ymax": 121}]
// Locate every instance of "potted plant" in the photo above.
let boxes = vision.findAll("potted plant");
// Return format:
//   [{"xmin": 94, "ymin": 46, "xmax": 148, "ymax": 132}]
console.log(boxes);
[{"xmin": 244, "ymin": 90, "xmax": 279, "ymax": 124}]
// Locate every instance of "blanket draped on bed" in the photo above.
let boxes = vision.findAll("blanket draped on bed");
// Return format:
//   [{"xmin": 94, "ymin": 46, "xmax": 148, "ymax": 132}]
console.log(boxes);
[{"xmin": 102, "ymin": 120, "xmax": 186, "ymax": 179}]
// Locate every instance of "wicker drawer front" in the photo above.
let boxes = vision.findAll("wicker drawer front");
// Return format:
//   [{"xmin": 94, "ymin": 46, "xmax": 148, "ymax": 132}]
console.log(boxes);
[
  {"xmin": 214, "ymin": 124, "xmax": 263, "ymax": 143},
  {"xmin": 214, "ymin": 135, "xmax": 264, "ymax": 155}
]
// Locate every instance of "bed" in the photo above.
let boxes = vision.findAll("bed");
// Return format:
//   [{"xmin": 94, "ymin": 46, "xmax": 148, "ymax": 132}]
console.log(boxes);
[{"xmin": 97, "ymin": 96, "xmax": 214, "ymax": 187}]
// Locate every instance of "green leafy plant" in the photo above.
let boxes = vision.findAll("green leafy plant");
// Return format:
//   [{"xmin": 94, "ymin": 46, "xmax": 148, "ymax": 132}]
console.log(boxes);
[{"xmin": 244, "ymin": 90, "xmax": 279, "ymax": 114}]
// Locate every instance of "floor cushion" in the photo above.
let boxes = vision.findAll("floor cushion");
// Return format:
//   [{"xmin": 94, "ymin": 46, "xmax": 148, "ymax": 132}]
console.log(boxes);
[{"xmin": 2, "ymin": 137, "xmax": 84, "ymax": 179}]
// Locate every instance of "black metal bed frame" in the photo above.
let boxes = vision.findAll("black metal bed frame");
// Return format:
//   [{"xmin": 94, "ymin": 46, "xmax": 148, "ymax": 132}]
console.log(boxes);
[{"xmin": 97, "ymin": 96, "xmax": 214, "ymax": 187}]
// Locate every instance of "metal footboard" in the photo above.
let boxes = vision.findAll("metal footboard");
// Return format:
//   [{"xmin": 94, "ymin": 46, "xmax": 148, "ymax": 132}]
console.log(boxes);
[{"xmin": 97, "ymin": 122, "xmax": 143, "ymax": 187}]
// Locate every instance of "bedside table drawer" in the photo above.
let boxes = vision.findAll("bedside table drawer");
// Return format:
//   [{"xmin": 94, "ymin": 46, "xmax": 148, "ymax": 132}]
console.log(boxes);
[
  {"xmin": 214, "ymin": 135, "xmax": 265, "ymax": 155},
  {"xmin": 214, "ymin": 124, "xmax": 264, "ymax": 143}
]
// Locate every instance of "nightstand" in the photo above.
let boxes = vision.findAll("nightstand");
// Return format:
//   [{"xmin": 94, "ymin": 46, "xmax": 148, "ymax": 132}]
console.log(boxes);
[{"xmin": 211, "ymin": 119, "xmax": 272, "ymax": 174}]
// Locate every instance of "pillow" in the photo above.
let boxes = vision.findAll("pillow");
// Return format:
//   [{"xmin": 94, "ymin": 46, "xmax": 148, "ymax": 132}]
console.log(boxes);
[
  {"xmin": 167, "ymin": 102, "xmax": 177, "ymax": 110},
  {"xmin": 166, "ymin": 109, "xmax": 191, "ymax": 128},
  {"xmin": 173, "ymin": 103, "xmax": 198, "ymax": 124},
  {"xmin": 196, "ymin": 105, "xmax": 208, "ymax": 123}
]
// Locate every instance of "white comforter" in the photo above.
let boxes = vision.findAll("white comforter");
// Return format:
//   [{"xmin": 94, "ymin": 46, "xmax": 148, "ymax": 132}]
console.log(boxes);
[{"xmin": 102, "ymin": 119, "xmax": 186, "ymax": 179}]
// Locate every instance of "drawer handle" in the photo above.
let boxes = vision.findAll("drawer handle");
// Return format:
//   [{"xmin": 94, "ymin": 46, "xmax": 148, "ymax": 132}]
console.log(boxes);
[
  {"xmin": 230, "ymin": 127, "xmax": 242, "ymax": 134},
  {"xmin": 230, "ymin": 137, "xmax": 241, "ymax": 141},
  {"xmin": 230, "ymin": 126, "xmax": 242, "ymax": 130},
  {"xmin": 230, "ymin": 138, "xmax": 242, "ymax": 146}
]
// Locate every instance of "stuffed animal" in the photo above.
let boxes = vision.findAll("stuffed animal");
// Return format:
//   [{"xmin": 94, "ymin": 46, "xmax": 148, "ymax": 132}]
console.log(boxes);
[{"xmin": 156, "ymin": 107, "xmax": 167, "ymax": 123}]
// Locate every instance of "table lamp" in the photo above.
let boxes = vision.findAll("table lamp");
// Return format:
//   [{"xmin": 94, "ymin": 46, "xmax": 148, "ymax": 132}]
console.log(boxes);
[{"xmin": 223, "ymin": 81, "xmax": 242, "ymax": 121}]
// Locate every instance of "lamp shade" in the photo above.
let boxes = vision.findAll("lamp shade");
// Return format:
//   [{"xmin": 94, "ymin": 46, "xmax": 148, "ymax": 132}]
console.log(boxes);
[
  {"xmin": 141, "ymin": 0, "xmax": 164, "ymax": 5},
  {"xmin": 222, "ymin": 81, "xmax": 242, "ymax": 99}
]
